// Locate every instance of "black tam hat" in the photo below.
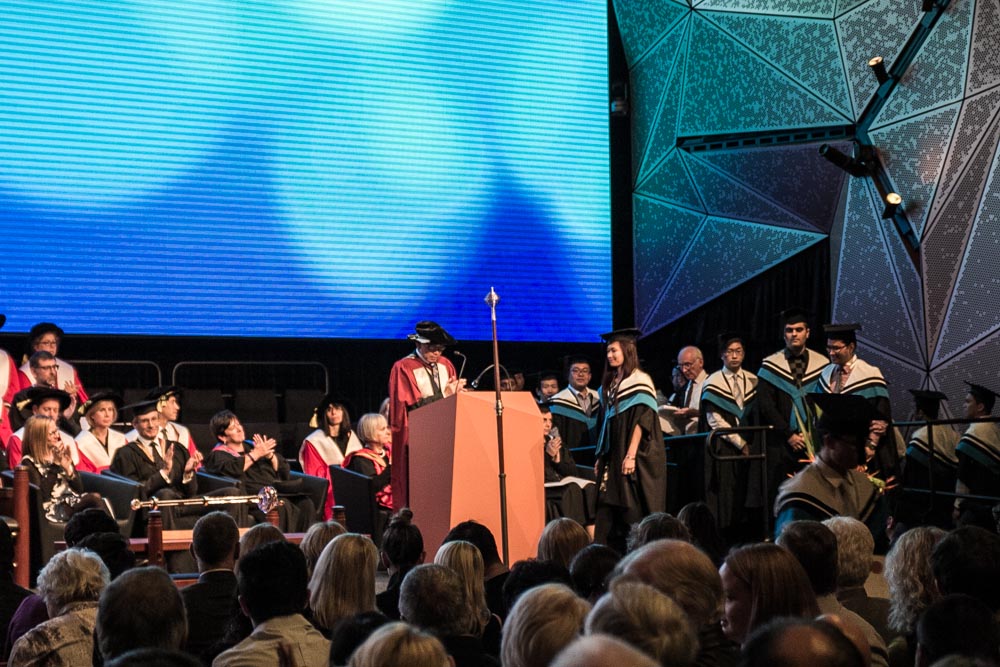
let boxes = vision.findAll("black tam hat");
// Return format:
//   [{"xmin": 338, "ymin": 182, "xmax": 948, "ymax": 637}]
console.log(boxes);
[
  {"xmin": 823, "ymin": 323, "xmax": 861, "ymax": 345},
  {"xmin": 600, "ymin": 328, "xmax": 642, "ymax": 343},
  {"xmin": 780, "ymin": 308, "xmax": 811, "ymax": 326},
  {"xmin": 964, "ymin": 381, "xmax": 999, "ymax": 413},
  {"xmin": 808, "ymin": 393, "xmax": 880, "ymax": 458},
  {"xmin": 407, "ymin": 321, "xmax": 456, "ymax": 346},
  {"xmin": 122, "ymin": 399, "xmax": 160, "ymax": 422},
  {"xmin": 909, "ymin": 389, "xmax": 947, "ymax": 420},
  {"xmin": 78, "ymin": 391, "xmax": 123, "ymax": 418},
  {"xmin": 15, "ymin": 386, "xmax": 72, "ymax": 418}
]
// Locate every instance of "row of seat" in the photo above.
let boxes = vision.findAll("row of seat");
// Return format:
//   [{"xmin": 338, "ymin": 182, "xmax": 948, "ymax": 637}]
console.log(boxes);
[{"xmin": 91, "ymin": 388, "xmax": 327, "ymax": 426}]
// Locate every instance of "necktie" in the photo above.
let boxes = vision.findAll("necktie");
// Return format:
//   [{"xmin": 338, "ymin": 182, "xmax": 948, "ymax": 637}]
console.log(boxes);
[
  {"xmin": 832, "ymin": 365, "xmax": 851, "ymax": 393},
  {"xmin": 684, "ymin": 381, "xmax": 694, "ymax": 407},
  {"xmin": 732, "ymin": 373, "xmax": 744, "ymax": 409},
  {"xmin": 578, "ymin": 391, "xmax": 591, "ymax": 414}
]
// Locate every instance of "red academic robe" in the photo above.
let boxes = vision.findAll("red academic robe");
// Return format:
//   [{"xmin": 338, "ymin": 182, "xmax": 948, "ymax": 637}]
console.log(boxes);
[
  {"xmin": 0, "ymin": 351, "xmax": 18, "ymax": 447},
  {"xmin": 298, "ymin": 429, "xmax": 363, "ymax": 519},
  {"xmin": 74, "ymin": 428, "xmax": 128, "ymax": 473},
  {"xmin": 18, "ymin": 357, "xmax": 88, "ymax": 403}
]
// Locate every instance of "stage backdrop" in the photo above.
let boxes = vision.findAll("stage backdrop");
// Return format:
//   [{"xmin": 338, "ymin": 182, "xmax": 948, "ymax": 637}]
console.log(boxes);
[
  {"xmin": 615, "ymin": 0, "xmax": 1000, "ymax": 419},
  {"xmin": 0, "ymin": 0, "xmax": 611, "ymax": 342}
]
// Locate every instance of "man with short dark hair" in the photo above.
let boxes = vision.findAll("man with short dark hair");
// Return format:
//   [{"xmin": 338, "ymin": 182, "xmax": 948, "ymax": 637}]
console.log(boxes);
[
  {"xmin": 181, "ymin": 512, "xmax": 240, "ymax": 663},
  {"xmin": 536, "ymin": 371, "xmax": 560, "ymax": 404},
  {"xmin": 214, "ymin": 541, "xmax": 329, "ymax": 667},
  {"xmin": 930, "ymin": 525, "xmax": 1000, "ymax": 614},
  {"xmin": 97, "ymin": 567, "xmax": 188, "ymax": 661},
  {"xmin": 954, "ymin": 382, "xmax": 1000, "ymax": 516},
  {"xmin": 548, "ymin": 357, "xmax": 598, "ymax": 449}
]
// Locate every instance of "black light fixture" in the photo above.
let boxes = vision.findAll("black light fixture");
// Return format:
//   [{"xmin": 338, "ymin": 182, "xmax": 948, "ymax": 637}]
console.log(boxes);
[
  {"xmin": 882, "ymin": 192, "xmax": 902, "ymax": 219},
  {"xmin": 868, "ymin": 56, "xmax": 891, "ymax": 85},
  {"xmin": 819, "ymin": 144, "xmax": 871, "ymax": 177}
]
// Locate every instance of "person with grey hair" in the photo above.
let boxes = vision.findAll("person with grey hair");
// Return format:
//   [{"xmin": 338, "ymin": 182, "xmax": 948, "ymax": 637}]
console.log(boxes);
[
  {"xmin": 586, "ymin": 579, "xmax": 697, "ymax": 667},
  {"xmin": 400, "ymin": 563, "xmax": 498, "ymax": 667},
  {"xmin": 9, "ymin": 548, "xmax": 110, "ymax": 665},
  {"xmin": 551, "ymin": 634, "xmax": 658, "ymax": 667},
  {"xmin": 824, "ymin": 515, "xmax": 893, "ymax": 643},
  {"xmin": 349, "ymin": 622, "xmax": 450, "ymax": 667},
  {"xmin": 97, "ymin": 566, "xmax": 187, "ymax": 661},
  {"xmin": 501, "ymin": 583, "xmax": 590, "ymax": 667}
]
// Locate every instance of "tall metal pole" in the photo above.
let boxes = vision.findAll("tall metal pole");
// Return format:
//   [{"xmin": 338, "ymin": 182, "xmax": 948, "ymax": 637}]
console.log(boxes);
[{"xmin": 485, "ymin": 287, "xmax": 509, "ymax": 565}]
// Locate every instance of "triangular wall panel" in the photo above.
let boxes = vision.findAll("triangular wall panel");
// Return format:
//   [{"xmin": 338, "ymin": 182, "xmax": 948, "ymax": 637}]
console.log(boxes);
[
  {"xmin": 836, "ymin": 0, "xmax": 869, "ymax": 17},
  {"xmin": 855, "ymin": 341, "xmax": 929, "ymax": 421},
  {"xmin": 636, "ymin": 149, "xmax": 704, "ymax": 212},
  {"xmin": 632, "ymin": 22, "xmax": 688, "ymax": 185},
  {"xmin": 931, "ymin": 329, "xmax": 1000, "ymax": 419},
  {"xmin": 613, "ymin": 0, "xmax": 689, "ymax": 67},
  {"xmin": 967, "ymin": 0, "xmax": 1000, "ymax": 96}
]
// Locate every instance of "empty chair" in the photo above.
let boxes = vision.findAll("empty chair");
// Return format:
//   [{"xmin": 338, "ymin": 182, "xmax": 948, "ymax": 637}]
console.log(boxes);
[
  {"xmin": 180, "ymin": 388, "xmax": 226, "ymax": 424},
  {"xmin": 283, "ymin": 389, "xmax": 325, "ymax": 425},
  {"xmin": 233, "ymin": 389, "xmax": 279, "ymax": 423}
]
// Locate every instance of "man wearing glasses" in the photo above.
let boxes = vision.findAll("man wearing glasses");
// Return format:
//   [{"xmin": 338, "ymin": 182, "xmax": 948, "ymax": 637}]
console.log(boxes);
[
  {"xmin": 10, "ymin": 352, "xmax": 80, "ymax": 435},
  {"xmin": 548, "ymin": 357, "xmax": 599, "ymax": 451}
]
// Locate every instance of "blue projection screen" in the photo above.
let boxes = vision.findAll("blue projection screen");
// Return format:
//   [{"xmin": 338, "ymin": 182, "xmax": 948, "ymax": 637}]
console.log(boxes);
[{"xmin": 0, "ymin": 0, "xmax": 610, "ymax": 342}]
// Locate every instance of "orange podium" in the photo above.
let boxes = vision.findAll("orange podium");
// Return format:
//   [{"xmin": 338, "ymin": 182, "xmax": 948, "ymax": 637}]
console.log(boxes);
[{"xmin": 409, "ymin": 391, "xmax": 544, "ymax": 563}]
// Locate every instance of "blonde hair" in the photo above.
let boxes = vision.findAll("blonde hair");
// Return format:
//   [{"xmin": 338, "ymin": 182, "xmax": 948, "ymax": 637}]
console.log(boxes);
[
  {"xmin": 22, "ymin": 415, "xmax": 55, "ymax": 463},
  {"xmin": 299, "ymin": 520, "xmax": 346, "ymax": 576},
  {"xmin": 885, "ymin": 526, "xmax": 946, "ymax": 634},
  {"xmin": 309, "ymin": 533, "xmax": 377, "ymax": 631},
  {"xmin": 586, "ymin": 580, "xmax": 698, "ymax": 667},
  {"xmin": 349, "ymin": 622, "xmax": 450, "ymax": 667},
  {"xmin": 357, "ymin": 413, "xmax": 388, "ymax": 446},
  {"xmin": 501, "ymin": 583, "xmax": 591, "ymax": 667},
  {"xmin": 434, "ymin": 540, "xmax": 491, "ymax": 635},
  {"xmin": 537, "ymin": 518, "xmax": 591, "ymax": 569}
]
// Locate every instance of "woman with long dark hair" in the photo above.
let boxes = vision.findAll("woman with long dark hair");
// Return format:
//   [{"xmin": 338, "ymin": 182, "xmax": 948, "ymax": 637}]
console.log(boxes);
[
  {"xmin": 299, "ymin": 395, "xmax": 362, "ymax": 519},
  {"xmin": 593, "ymin": 329, "xmax": 666, "ymax": 552}
]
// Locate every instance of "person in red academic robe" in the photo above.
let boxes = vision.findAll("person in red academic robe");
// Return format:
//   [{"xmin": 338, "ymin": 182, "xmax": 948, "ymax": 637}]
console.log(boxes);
[
  {"xmin": 0, "ymin": 315, "xmax": 19, "ymax": 448},
  {"xmin": 17, "ymin": 322, "xmax": 88, "ymax": 404},
  {"xmin": 387, "ymin": 321, "xmax": 465, "ymax": 508}
]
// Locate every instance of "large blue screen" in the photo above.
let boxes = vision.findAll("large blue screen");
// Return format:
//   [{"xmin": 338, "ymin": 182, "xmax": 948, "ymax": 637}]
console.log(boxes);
[{"xmin": 0, "ymin": 0, "xmax": 610, "ymax": 342}]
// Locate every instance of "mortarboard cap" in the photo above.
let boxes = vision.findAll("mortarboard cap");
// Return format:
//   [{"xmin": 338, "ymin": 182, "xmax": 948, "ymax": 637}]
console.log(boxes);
[
  {"xmin": 780, "ymin": 308, "xmax": 811, "ymax": 326},
  {"xmin": 808, "ymin": 393, "xmax": 880, "ymax": 455},
  {"xmin": 717, "ymin": 332, "xmax": 744, "ymax": 353},
  {"xmin": 600, "ymin": 328, "xmax": 642, "ymax": 343},
  {"xmin": 964, "ymin": 381, "xmax": 999, "ymax": 413},
  {"xmin": 407, "ymin": 321, "xmax": 456, "ymax": 346},
  {"xmin": 823, "ymin": 323, "xmax": 861, "ymax": 344},
  {"xmin": 909, "ymin": 389, "xmax": 948, "ymax": 419},
  {"xmin": 78, "ymin": 391, "xmax": 123, "ymax": 418},
  {"xmin": 0, "ymin": 314, "xmax": 5, "ymax": 330},
  {"xmin": 122, "ymin": 399, "xmax": 160, "ymax": 422}
]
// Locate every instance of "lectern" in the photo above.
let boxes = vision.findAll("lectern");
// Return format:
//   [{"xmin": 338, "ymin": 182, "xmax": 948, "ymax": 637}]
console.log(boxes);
[{"xmin": 409, "ymin": 391, "xmax": 544, "ymax": 563}]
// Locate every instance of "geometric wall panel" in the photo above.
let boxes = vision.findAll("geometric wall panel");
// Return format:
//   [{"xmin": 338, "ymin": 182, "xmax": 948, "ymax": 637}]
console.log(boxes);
[
  {"xmin": 632, "ymin": 23, "xmax": 688, "ymax": 184},
  {"xmin": 636, "ymin": 149, "xmax": 704, "ymax": 211},
  {"xmin": 870, "ymin": 0, "xmax": 972, "ymax": 129},
  {"xmin": 704, "ymin": 11, "xmax": 852, "ymax": 118},
  {"xmin": 835, "ymin": 0, "xmax": 923, "ymax": 118},
  {"xmin": 680, "ymin": 15, "xmax": 848, "ymax": 135},
  {"xmin": 879, "ymin": 192, "xmax": 928, "ymax": 362},
  {"xmin": 967, "ymin": 0, "xmax": 1000, "ymax": 96},
  {"xmin": 633, "ymin": 198, "xmax": 706, "ymax": 329},
  {"xmin": 699, "ymin": 141, "xmax": 852, "ymax": 233},
  {"xmin": 869, "ymin": 103, "xmax": 961, "ymax": 240},
  {"xmin": 614, "ymin": 0, "xmax": 690, "ymax": 67},
  {"xmin": 684, "ymin": 154, "xmax": 820, "ymax": 232},
  {"xmin": 856, "ymin": 342, "xmax": 929, "ymax": 423},
  {"xmin": 834, "ymin": 178, "xmax": 923, "ymax": 358},
  {"xmin": 697, "ymin": 0, "xmax": 836, "ymax": 18},
  {"xmin": 644, "ymin": 216, "xmax": 824, "ymax": 330},
  {"xmin": 933, "ymin": 329, "xmax": 1000, "ymax": 420},
  {"xmin": 836, "ymin": 0, "xmax": 869, "ymax": 17}
]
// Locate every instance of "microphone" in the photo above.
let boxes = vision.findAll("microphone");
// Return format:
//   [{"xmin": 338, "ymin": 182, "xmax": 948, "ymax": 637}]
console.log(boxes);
[
  {"xmin": 452, "ymin": 350, "xmax": 467, "ymax": 380},
  {"xmin": 470, "ymin": 364, "xmax": 511, "ymax": 389}
]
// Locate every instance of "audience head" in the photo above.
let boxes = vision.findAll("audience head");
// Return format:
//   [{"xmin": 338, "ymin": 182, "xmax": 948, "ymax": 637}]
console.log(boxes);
[
  {"xmin": 916, "ymin": 594, "xmax": 1000, "ymax": 667},
  {"xmin": 443, "ymin": 520, "xmax": 503, "ymax": 568},
  {"xmin": 76, "ymin": 532, "xmax": 136, "ymax": 580},
  {"xmin": 677, "ymin": 501, "xmax": 727, "ymax": 566},
  {"xmin": 739, "ymin": 617, "xmax": 866, "ymax": 667},
  {"xmin": 569, "ymin": 543, "xmax": 621, "ymax": 603},
  {"xmin": 309, "ymin": 533, "xmax": 378, "ymax": 632},
  {"xmin": 776, "ymin": 520, "xmax": 839, "ymax": 596},
  {"xmin": 538, "ymin": 372, "xmax": 560, "ymax": 400},
  {"xmin": 501, "ymin": 558, "xmax": 572, "ymax": 618},
  {"xmin": 299, "ymin": 519, "xmax": 346, "ymax": 575},
  {"xmin": 97, "ymin": 566, "xmax": 187, "ymax": 660},
  {"xmin": 586, "ymin": 579, "xmax": 698, "ymax": 667},
  {"xmin": 37, "ymin": 547, "xmax": 109, "ymax": 617},
  {"xmin": 191, "ymin": 511, "xmax": 240, "ymax": 570},
  {"xmin": 885, "ymin": 525, "xmax": 946, "ymax": 635},
  {"xmin": 349, "ymin": 621, "xmax": 450, "ymax": 667},
  {"xmin": 434, "ymin": 540, "xmax": 491, "ymax": 635},
  {"xmin": 64, "ymin": 506, "xmax": 120, "ymax": 547},
  {"xmin": 329, "ymin": 611, "xmax": 391, "ymax": 666},
  {"xmin": 239, "ymin": 540, "xmax": 309, "ymax": 624},
  {"xmin": 823, "ymin": 516, "xmax": 874, "ymax": 589},
  {"xmin": 238, "ymin": 522, "xmax": 285, "ymax": 561},
  {"xmin": 28, "ymin": 322, "xmax": 64, "ymax": 355},
  {"xmin": 22, "ymin": 414, "xmax": 56, "ymax": 462},
  {"xmin": 551, "ymin": 634, "xmax": 658, "ymax": 667},
  {"xmin": 964, "ymin": 382, "xmax": 997, "ymax": 417},
  {"xmin": 719, "ymin": 542, "xmax": 819, "ymax": 645},
  {"xmin": 379, "ymin": 508, "xmax": 424, "ymax": 571},
  {"xmin": 537, "ymin": 517, "xmax": 591, "ymax": 569},
  {"xmin": 931, "ymin": 526, "xmax": 1000, "ymax": 612},
  {"xmin": 28, "ymin": 351, "xmax": 58, "ymax": 388},
  {"xmin": 399, "ymin": 564, "xmax": 466, "ymax": 637},
  {"xmin": 105, "ymin": 648, "xmax": 202, "ymax": 667},
  {"xmin": 614, "ymin": 539, "xmax": 722, "ymax": 628},
  {"xmin": 626, "ymin": 512, "xmax": 690, "ymax": 553},
  {"xmin": 209, "ymin": 409, "xmax": 240, "ymax": 443},
  {"xmin": 502, "ymin": 583, "xmax": 591, "ymax": 667},
  {"xmin": 313, "ymin": 394, "xmax": 354, "ymax": 436}
]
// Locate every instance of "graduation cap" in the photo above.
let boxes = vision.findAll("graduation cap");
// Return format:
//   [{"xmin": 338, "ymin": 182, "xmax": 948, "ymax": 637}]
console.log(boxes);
[
  {"xmin": 144, "ymin": 386, "xmax": 182, "ymax": 413},
  {"xmin": 808, "ymin": 393, "xmax": 880, "ymax": 456},
  {"xmin": 600, "ymin": 327, "xmax": 642, "ymax": 343},
  {"xmin": 407, "ymin": 321, "xmax": 456, "ymax": 346},
  {"xmin": 823, "ymin": 323, "xmax": 861, "ymax": 345},
  {"xmin": 780, "ymin": 308, "xmax": 812, "ymax": 326},
  {"xmin": 14, "ymin": 386, "xmax": 72, "ymax": 418},
  {"xmin": 309, "ymin": 394, "xmax": 357, "ymax": 429},
  {"xmin": 964, "ymin": 381, "xmax": 999, "ymax": 413},
  {"xmin": 78, "ymin": 391, "xmax": 123, "ymax": 418},
  {"xmin": 909, "ymin": 389, "xmax": 947, "ymax": 419},
  {"xmin": 717, "ymin": 331, "xmax": 744, "ymax": 354},
  {"xmin": 28, "ymin": 322, "xmax": 64, "ymax": 341},
  {"xmin": 121, "ymin": 399, "xmax": 160, "ymax": 422}
]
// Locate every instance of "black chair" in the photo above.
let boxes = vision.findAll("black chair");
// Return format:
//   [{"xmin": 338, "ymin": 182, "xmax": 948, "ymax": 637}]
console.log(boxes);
[
  {"xmin": 181, "ymin": 389, "xmax": 226, "ymax": 424},
  {"xmin": 329, "ymin": 465, "xmax": 386, "ymax": 547},
  {"xmin": 290, "ymin": 471, "xmax": 327, "ymax": 525},
  {"xmin": 197, "ymin": 470, "xmax": 245, "ymax": 494},
  {"xmin": 284, "ymin": 389, "xmax": 325, "ymax": 425},
  {"xmin": 233, "ymin": 389, "xmax": 279, "ymax": 423}
]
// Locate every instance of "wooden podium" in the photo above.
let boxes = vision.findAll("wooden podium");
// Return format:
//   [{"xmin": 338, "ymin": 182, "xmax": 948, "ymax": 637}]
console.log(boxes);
[{"xmin": 409, "ymin": 391, "xmax": 544, "ymax": 563}]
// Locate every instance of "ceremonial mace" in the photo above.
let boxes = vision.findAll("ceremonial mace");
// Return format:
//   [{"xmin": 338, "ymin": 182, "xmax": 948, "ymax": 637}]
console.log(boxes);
[
  {"xmin": 485, "ymin": 287, "xmax": 510, "ymax": 565},
  {"xmin": 130, "ymin": 486, "xmax": 282, "ymax": 513}
]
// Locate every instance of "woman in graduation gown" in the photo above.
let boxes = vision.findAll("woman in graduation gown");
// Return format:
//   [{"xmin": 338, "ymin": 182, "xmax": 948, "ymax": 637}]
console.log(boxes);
[
  {"xmin": 593, "ymin": 328, "xmax": 666, "ymax": 552},
  {"xmin": 299, "ymin": 395, "xmax": 363, "ymax": 520},
  {"xmin": 74, "ymin": 392, "xmax": 127, "ymax": 473}
]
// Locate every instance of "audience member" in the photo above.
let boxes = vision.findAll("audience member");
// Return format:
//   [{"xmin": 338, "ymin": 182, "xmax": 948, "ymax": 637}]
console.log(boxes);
[
  {"xmin": 7, "ymin": 386, "xmax": 77, "ymax": 466},
  {"xmin": 586, "ymin": 579, "xmax": 697, "ymax": 667},
  {"xmin": 214, "ymin": 541, "xmax": 329, "ymax": 667},
  {"xmin": 9, "ymin": 548, "xmax": 109, "ymax": 665},
  {"xmin": 625, "ymin": 511, "xmax": 690, "ymax": 553},
  {"xmin": 568, "ymin": 543, "xmax": 620, "ymax": 604},
  {"xmin": 76, "ymin": 532, "xmax": 135, "ymax": 580},
  {"xmin": 884, "ymin": 525, "xmax": 946, "ymax": 667},
  {"xmin": 348, "ymin": 621, "xmax": 449, "ymax": 667},
  {"xmin": 237, "ymin": 524, "xmax": 285, "ymax": 571},
  {"xmin": 537, "ymin": 517, "xmax": 591, "ymax": 569},
  {"xmin": 434, "ymin": 540, "xmax": 498, "ymax": 653},
  {"xmin": 96, "ymin": 566, "xmax": 188, "ymax": 661},
  {"xmin": 20, "ymin": 415, "xmax": 104, "ymax": 521},
  {"xmin": 0, "ymin": 522, "xmax": 28, "ymax": 654},
  {"xmin": 75, "ymin": 391, "xmax": 127, "ymax": 473},
  {"xmin": 399, "ymin": 564, "xmax": 498, "ymax": 667},
  {"xmin": 442, "ymin": 521, "xmax": 509, "ymax": 619},
  {"xmin": 502, "ymin": 583, "xmax": 590, "ymax": 667},
  {"xmin": 915, "ymin": 594, "xmax": 1000, "ymax": 667},
  {"xmin": 299, "ymin": 519, "xmax": 346, "ymax": 577},
  {"xmin": 18, "ymin": 323, "xmax": 88, "ymax": 403},
  {"xmin": 551, "ymin": 634, "xmax": 658, "ymax": 667},
  {"xmin": 739, "ymin": 617, "xmax": 866, "ymax": 667},
  {"xmin": 677, "ymin": 501, "xmax": 727, "ymax": 566},
  {"xmin": 541, "ymin": 403, "xmax": 596, "ymax": 525},
  {"xmin": 106, "ymin": 648, "xmax": 203, "ymax": 667},
  {"xmin": 501, "ymin": 558, "xmax": 572, "ymax": 619},
  {"xmin": 328, "ymin": 611, "xmax": 390, "ymax": 666},
  {"xmin": 825, "ymin": 515, "xmax": 893, "ymax": 643},
  {"xmin": 930, "ymin": 526, "xmax": 1000, "ymax": 613},
  {"xmin": 308, "ymin": 533, "xmax": 377, "ymax": 635},
  {"xmin": 181, "ymin": 512, "xmax": 240, "ymax": 664},
  {"xmin": 299, "ymin": 394, "xmax": 361, "ymax": 520},
  {"xmin": 344, "ymin": 413, "xmax": 393, "ymax": 511},
  {"xmin": 376, "ymin": 509, "xmax": 424, "ymax": 620}
]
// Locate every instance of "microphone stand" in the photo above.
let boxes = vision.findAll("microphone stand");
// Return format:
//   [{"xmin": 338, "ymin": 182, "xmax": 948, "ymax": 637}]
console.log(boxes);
[{"xmin": 485, "ymin": 286, "xmax": 509, "ymax": 566}]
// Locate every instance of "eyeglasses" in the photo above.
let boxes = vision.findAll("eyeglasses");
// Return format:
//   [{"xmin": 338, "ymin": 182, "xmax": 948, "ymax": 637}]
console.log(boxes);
[
  {"xmin": 679, "ymin": 362, "xmax": 698, "ymax": 369},
  {"xmin": 37, "ymin": 364, "xmax": 59, "ymax": 371},
  {"xmin": 570, "ymin": 368, "xmax": 591, "ymax": 375},
  {"xmin": 826, "ymin": 344, "xmax": 848, "ymax": 352}
]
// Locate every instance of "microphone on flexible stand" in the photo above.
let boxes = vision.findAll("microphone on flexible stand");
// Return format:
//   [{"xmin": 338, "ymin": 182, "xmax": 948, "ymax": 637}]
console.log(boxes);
[
  {"xmin": 471, "ymin": 364, "xmax": 511, "ymax": 389},
  {"xmin": 452, "ymin": 350, "xmax": 467, "ymax": 381}
]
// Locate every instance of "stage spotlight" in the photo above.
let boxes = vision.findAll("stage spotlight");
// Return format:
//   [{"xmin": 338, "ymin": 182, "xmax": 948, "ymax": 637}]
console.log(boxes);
[
  {"xmin": 819, "ymin": 144, "xmax": 870, "ymax": 177},
  {"xmin": 868, "ymin": 56, "xmax": 891, "ymax": 85},
  {"xmin": 882, "ymin": 192, "xmax": 902, "ymax": 219}
]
